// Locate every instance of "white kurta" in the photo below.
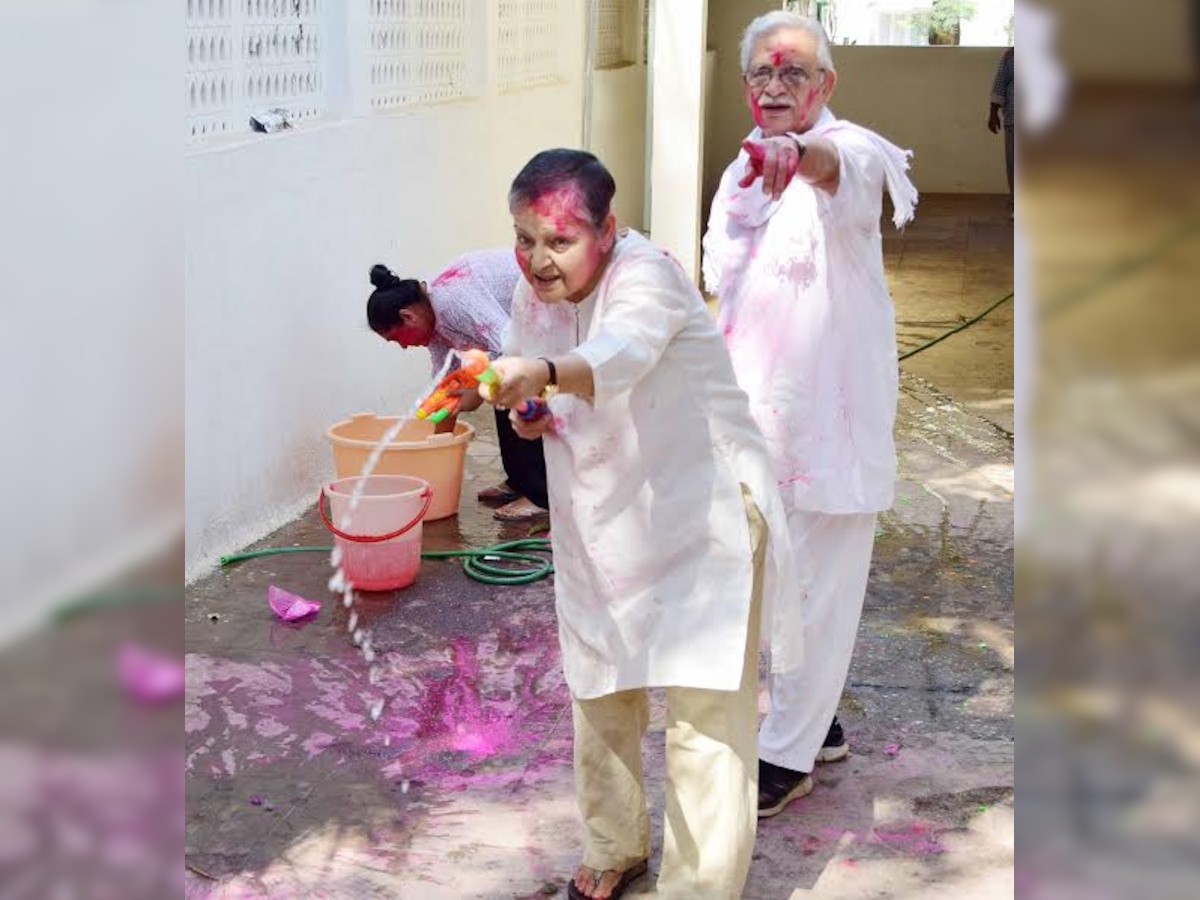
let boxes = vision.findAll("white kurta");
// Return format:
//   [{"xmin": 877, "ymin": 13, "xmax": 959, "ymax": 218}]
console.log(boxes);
[
  {"xmin": 505, "ymin": 231, "xmax": 799, "ymax": 700},
  {"xmin": 702, "ymin": 108, "xmax": 918, "ymax": 515}
]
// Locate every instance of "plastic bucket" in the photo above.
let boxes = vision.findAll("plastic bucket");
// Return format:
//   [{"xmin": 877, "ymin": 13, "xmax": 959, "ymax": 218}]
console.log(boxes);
[
  {"xmin": 325, "ymin": 413, "xmax": 474, "ymax": 521},
  {"xmin": 321, "ymin": 475, "xmax": 432, "ymax": 591}
]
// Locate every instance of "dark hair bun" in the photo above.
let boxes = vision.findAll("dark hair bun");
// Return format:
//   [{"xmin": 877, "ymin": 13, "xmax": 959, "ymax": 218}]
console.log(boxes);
[{"xmin": 370, "ymin": 264, "xmax": 399, "ymax": 289}]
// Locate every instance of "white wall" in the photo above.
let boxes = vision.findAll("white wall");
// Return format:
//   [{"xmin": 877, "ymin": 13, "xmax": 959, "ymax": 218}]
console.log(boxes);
[
  {"xmin": 649, "ymin": 0, "xmax": 713, "ymax": 280},
  {"xmin": 0, "ymin": 0, "xmax": 182, "ymax": 642},
  {"xmin": 590, "ymin": 64, "xmax": 648, "ymax": 232},
  {"xmin": 186, "ymin": 17, "xmax": 587, "ymax": 580}
]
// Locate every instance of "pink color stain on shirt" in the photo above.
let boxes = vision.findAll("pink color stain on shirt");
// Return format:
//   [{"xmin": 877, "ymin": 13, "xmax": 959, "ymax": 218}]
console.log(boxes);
[{"xmin": 432, "ymin": 262, "xmax": 469, "ymax": 287}]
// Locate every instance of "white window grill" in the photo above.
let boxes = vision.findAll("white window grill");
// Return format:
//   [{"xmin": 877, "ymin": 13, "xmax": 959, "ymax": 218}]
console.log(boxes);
[
  {"xmin": 186, "ymin": 0, "xmax": 237, "ymax": 140},
  {"xmin": 497, "ymin": 0, "xmax": 563, "ymax": 93},
  {"xmin": 368, "ymin": 0, "xmax": 475, "ymax": 111},
  {"xmin": 594, "ymin": 0, "xmax": 640, "ymax": 69},
  {"xmin": 243, "ymin": 0, "xmax": 325, "ymax": 126},
  {"xmin": 186, "ymin": 0, "xmax": 326, "ymax": 143}
]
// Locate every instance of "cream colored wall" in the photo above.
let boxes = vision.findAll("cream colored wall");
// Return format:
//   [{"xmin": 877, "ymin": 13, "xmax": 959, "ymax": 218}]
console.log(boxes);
[
  {"xmin": 1049, "ymin": 0, "xmax": 1193, "ymax": 85},
  {"xmin": 830, "ymin": 47, "xmax": 1011, "ymax": 194},
  {"xmin": 591, "ymin": 64, "xmax": 648, "ymax": 232},
  {"xmin": 705, "ymin": 42, "xmax": 1012, "ymax": 205}
]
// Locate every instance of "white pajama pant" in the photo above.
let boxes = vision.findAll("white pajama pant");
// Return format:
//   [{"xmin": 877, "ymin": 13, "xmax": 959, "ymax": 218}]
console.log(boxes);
[{"xmin": 759, "ymin": 508, "xmax": 878, "ymax": 774}]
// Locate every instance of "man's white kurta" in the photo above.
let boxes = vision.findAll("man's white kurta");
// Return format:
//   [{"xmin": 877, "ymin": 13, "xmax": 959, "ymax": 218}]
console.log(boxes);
[
  {"xmin": 505, "ymin": 231, "xmax": 798, "ymax": 700},
  {"xmin": 703, "ymin": 108, "xmax": 917, "ymax": 515}
]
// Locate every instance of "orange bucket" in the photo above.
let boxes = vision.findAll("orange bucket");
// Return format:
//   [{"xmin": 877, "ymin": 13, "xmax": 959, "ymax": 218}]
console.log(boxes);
[{"xmin": 325, "ymin": 413, "xmax": 474, "ymax": 520}]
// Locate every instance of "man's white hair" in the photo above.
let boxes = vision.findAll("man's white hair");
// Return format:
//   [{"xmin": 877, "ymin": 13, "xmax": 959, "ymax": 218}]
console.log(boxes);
[{"xmin": 739, "ymin": 11, "xmax": 835, "ymax": 73}]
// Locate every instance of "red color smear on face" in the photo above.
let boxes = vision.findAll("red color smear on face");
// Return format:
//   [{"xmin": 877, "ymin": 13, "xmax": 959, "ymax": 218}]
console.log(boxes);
[
  {"xmin": 749, "ymin": 93, "xmax": 765, "ymax": 129},
  {"xmin": 514, "ymin": 247, "xmax": 533, "ymax": 282},
  {"xmin": 799, "ymin": 88, "xmax": 818, "ymax": 124},
  {"xmin": 771, "ymin": 49, "xmax": 784, "ymax": 66},
  {"xmin": 432, "ymin": 263, "xmax": 469, "ymax": 287},
  {"xmin": 385, "ymin": 324, "xmax": 430, "ymax": 348}
]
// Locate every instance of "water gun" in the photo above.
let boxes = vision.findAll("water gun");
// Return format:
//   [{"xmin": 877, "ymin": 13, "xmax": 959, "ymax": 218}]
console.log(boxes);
[
  {"xmin": 416, "ymin": 349, "xmax": 498, "ymax": 424},
  {"xmin": 516, "ymin": 397, "xmax": 550, "ymax": 422}
]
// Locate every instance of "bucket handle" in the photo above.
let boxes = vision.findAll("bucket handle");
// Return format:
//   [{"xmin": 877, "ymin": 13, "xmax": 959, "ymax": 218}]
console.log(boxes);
[{"xmin": 319, "ymin": 486, "xmax": 433, "ymax": 543}]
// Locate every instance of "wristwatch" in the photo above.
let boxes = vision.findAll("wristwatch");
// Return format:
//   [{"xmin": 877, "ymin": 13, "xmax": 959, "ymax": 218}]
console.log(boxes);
[
  {"xmin": 790, "ymin": 134, "xmax": 808, "ymax": 160},
  {"xmin": 539, "ymin": 357, "xmax": 557, "ymax": 387}
]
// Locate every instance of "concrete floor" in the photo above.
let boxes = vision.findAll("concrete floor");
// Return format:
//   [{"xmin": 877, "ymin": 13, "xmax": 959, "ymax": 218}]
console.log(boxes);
[{"xmin": 184, "ymin": 194, "xmax": 1014, "ymax": 899}]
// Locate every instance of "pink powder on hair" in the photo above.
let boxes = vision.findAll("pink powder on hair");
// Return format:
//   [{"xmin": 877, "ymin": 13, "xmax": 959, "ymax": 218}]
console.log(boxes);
[{"xmin": 530, "ymin": 186, "xmax": 591, "ymax": 233}]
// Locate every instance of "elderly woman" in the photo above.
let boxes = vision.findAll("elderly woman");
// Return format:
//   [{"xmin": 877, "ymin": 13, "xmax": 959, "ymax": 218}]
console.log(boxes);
[
  {"xmin": 481, "ymin": 149, "xmax": 798, "ymax": 900},
  {"xmin": 366, "ymin": 254, "xmax": 548, "ymax": 521}
]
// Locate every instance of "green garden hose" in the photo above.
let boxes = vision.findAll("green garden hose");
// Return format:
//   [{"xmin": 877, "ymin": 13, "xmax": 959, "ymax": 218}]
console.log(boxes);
[{"xmin": 219, "ymin": 538, "xmax": 553, "ymax": 586}]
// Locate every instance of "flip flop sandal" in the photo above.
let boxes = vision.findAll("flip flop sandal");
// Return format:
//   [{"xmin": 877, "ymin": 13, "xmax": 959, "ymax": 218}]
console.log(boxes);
[
  {"xmin": 477, "ymin": 483, "xmax": 519, "ymax": 504},
  {"xmin": 566, "ymin": 860, "xmax": 649, "ymax": 900},
  {"xmin": 493, "ymin": 498, "xmax": 549, "ymax": 522}
]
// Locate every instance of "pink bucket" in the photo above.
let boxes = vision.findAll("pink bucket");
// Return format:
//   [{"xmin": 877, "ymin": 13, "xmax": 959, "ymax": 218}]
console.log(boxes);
[{"xmin": 320, "ymin": 475, "xmax": 432, "ymax": 591}]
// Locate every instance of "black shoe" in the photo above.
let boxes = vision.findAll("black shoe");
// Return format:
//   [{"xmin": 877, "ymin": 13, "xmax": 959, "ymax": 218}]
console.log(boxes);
[
  {"xmin": 816, "ymin": 716, "xmax": 850, "ymax": 764},
  {"xmin": 758, "ymin": 759, "xmax": 813, "ymax": 818}
]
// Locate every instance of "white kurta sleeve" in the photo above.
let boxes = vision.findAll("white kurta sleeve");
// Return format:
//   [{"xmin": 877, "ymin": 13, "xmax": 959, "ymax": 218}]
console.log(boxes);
[
  {"xmin": 819, "ymin": 130, "xmax": 885, "ymax": 230},
  {"xmin": 573, "ymin": 256, "xmax": 690, "ymax": 408},
  {"xmin": 701, "ymin": 167, "xmax": 735, "ymax": 296}
]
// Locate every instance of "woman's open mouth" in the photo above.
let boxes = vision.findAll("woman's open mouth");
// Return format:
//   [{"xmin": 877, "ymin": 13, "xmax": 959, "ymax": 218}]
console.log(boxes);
[{"xmin": 534, "ymin": 273, "xmax": 562, "ymax": 289}]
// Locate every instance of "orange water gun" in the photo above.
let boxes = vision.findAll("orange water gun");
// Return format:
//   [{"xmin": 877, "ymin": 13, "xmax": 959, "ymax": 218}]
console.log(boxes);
[{"xmin": 416, "ymin": 349, "xmax": 498, "ymax": 424}]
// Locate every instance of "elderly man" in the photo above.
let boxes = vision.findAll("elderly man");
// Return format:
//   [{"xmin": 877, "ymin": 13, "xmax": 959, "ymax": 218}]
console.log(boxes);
[{"xmin": 703, "ymin": 11, "xmax": 918, "ymax": 818}]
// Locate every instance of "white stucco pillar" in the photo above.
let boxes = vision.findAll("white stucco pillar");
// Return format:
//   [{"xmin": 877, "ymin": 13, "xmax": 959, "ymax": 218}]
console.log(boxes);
[{"xmin": 647, "ymin": 0, "xmax": 708, "ymax": 282}]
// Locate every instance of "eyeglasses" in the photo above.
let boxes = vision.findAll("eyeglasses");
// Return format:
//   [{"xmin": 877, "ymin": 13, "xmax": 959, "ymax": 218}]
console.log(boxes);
[{"xmin": 745, "ymin": 64, "xmax": 820, "ymax": 90}]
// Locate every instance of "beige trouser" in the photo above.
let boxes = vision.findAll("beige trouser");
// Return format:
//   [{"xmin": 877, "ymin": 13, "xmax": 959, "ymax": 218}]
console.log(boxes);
[{"xmin": 571, "ymin": 489, "xmax": 766, "ymax": 899}]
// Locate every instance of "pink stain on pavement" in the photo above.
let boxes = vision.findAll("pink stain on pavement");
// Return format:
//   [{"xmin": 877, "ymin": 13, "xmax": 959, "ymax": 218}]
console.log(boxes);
[
  {"xmin": 869, "ymin": 821, "xmax": 947, "ymax": 856},
  {"xmin": 118, "ymin": 644, "xmax": 185, "ymax": 703}
]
